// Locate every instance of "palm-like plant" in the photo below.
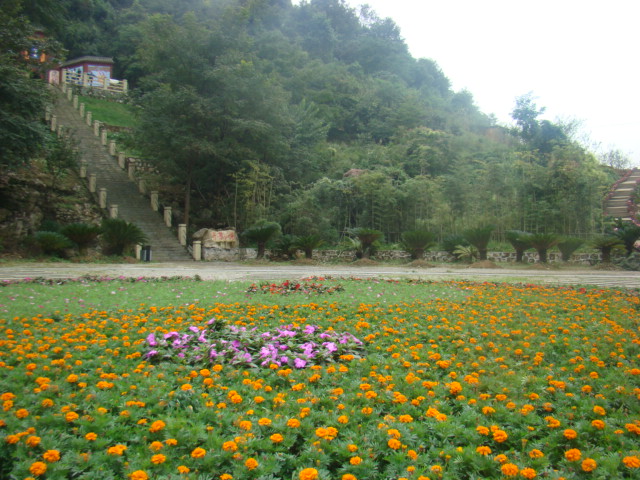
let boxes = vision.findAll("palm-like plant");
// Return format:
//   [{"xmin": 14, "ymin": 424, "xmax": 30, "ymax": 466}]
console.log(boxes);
[
  {"xmin": 242, "ymin": 221, "xmax": 281, "ymax": 259},
  {"xmin": 401, "ymin": 230, "xmax": 436, "ymax": 260},
  {"xmin": 34, "ymin": 231, "xmax": 73, "ymax": 257},
  {"xmin": 442, "ymin": 234, "xmax": 469, "ymax": 257},
  {"xmin": 505, "ymin": 230, "xmax": 532, "ymax": 263},
  {"xmin": 528, "ymin": 233, "xmax": 559, "ymax": 263},
  {"xmin": 273, "ymin": 234, "xmax": 299, "ymax": 260},
  {"xmin": 453, "ymin": 244, "xmax": 479, "ymax": 263},
  {"xmin": 101, "ymin": 218, "xmax": 147, "ymax": 256},
  {"xmin": 294, "ymin": 235, "xmax": 324, "ymax": 259},
  {"xmin": 591, "ymin": 235, "xmax": 623, "ymax": 264},
  {"xmin": 557, "ymin": 236, "xmax": 584, "ymax": 262},
  {"xmin": 60, "ymin": 223, "xmax": 102, "ymax": 255},
  {"xmin": 611, "ymin": 220, "xmax": 640, "ymax": 256},
  {"xmin": 463, "ymin": 225, "xmax": 494, "ymax": 261},
  {"xmin": 348, "ymin": 228, "xmax": 383, "ymax": 259}
]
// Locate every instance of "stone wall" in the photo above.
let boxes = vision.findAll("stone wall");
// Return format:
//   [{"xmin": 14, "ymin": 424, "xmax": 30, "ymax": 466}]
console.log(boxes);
[{"xmin": 201, "ymin": 247, "xmax": 606, "ymax": 265}]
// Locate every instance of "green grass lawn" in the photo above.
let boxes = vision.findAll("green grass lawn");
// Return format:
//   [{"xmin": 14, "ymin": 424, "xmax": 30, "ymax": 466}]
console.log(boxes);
[
  {"xmin": 79, "ymin": 96, "xmax": 137, "ymax": 129},
  {"xmin": 1, "ymin": 277, "xmax": 639, "ymax": 480}
]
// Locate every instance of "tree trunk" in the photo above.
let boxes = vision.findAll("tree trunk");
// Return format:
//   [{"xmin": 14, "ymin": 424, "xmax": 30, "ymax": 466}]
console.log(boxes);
[
  {"xmin": 538, "ymin": 248, "xmax": 548, "ymax": 263},
  {"xmin": 515, "ymin": 248, "xmax": 525, "ymax": 263},
  {"xmin": 257, "ymin": 242, "xmax": 266, "ymax": 259},
  {"xmin": 601, "ymin": 247, "xmax": 612, "ymax": 264}
]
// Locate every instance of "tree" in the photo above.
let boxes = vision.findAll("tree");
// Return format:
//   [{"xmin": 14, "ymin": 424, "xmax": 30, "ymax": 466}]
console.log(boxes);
[
  {"xmin": 557, "ymin": 236, "xmax": 584, "ymax": 262},
  {"xmin": 0, "ymin": 10, "xmax": 61, "ymax": 169},
  {"xmin": 348, "ymin": 227, "xmax": 382, "ymax": 259},
  {"xmin": 101, "ymin": 218, "xmax": 147, "ymax": 256},
  {"xmin": 294, "ymin": 235, "xmax": 324, "ymax": 259},
  {"xmin": 511, "ymin": 93, "xmax": 544, "ymax": 143},
  {"xmin": 591, "ymin": 235, "xmax": 622, "ymax": 264}
]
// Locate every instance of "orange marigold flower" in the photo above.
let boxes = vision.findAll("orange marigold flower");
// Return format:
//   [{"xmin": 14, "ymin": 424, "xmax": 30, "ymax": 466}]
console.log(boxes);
[
  {"xmin": 149, "ymin": 441, "xmax": 164, "ymax": 451},
  {"xmin": 180, "ymin": 384, "xmax": 192, "ymax": 391},
  {"xmin": 15, "ymin": 408, "xmax": 29, "ymax": 419},
  {"xmin": 258, "ymin": 417, "xmax": 272, "ymax": 426},
  {"xmin": 591, "ymin": 420, "xmax": 605, "ymax": 430},
  {"xmin": 191, "ymin": 447, "xmax": 206, "ymax": 458},
  {"xmin": 29, "ymin": 461, "xmax": 47, "ymax": 476},
  {"xmin": 520, "ymin": 467, "xmax": 537, "ymax": 479},
  {"xmin": 593, "ymin": 406, "xmax": 606, "ymax": 416},
  {"xmin": 25, "ymin": 436, "xmax": 41, "ymax": 447},
  {"xmin": 287, "ymin": 418, "xmax": 301, "ymax": 428},
  {"xmin": 219, "ymin": 474, "xmax": 232, "ymax": 480},
  {"xmin": 270, "ymin": 433, "xmax": 284, "ymax": 443},
  {"xmin": 65, "ymin": 412, "xmax": 79, "ymax": 422},
  {"xmin": 476, "ymin": 425, "xmax": 490, "ymax": 435},
  {"xmin": 529, "ymin": 449, "xmax": 544, "ymax": 459},
  {"xmin": 623, "ymin": 456, "xmax": 640, "ymax": 468},
  {"xmin": 299, "ymin": 468, "xmax": 319, "ymax": 480},
  {"xmin": 177, "ymin": 465, "xmax": 190, "ymax": 474},
  {"xmin": 129, "ymin": 471, "xmax": 148, "ymax": 480},
  {"xmin": 565, "ymin": 449, "xmax": 581, "ymax": 462},
  {"xmin": 494, "ymin": 454, "xmax": 508, "ymax": 464},
  {"xmin": 165, "ymin": 438, "xmax": 178, "ymax": 446},
  {"xmin": 342, "ymin": 475, "xmax": 357, "ymax": 480},
  {"xmin": 107, "ymin": 444, "xmax": 127, "ymax": 455},
  {"xmin": 85, "ymin": 432, "xmax": 97, "ymax": 441},
  {"xmin": 149, "ymin": 420, "xmax": 165, "ymax": 433},
  {"xmin": 151, "ymin": 454, "xmax": 166, "ymax": 464},
  {"xmin": 245, "ymin": 458, "xmax": 259, "ymax": 470},
  {"xmin": 493, "ymin": 429, "xmax": 508, "ymax": 443},
  {"xmin": 5, "ymin": 435, "xmax": 20, "ymax": 444},
  {"xmin": 563, "ymin": 429, "xmax": 578, "ymax": 439},
  {"xmin": 222, "ymin": 441, "xmax": 238, "ymax": 452},
  {"xmin": 476, "ymin": 446, "xmax": 492, "ymax": 456},
  {"xmin": 350, "ymin": 456, "xmax": 362, "ymax": 465},
  {"xmin": 582, "ymin": 458, "xmax": 597, "ymax": 472},
  {"xmin": 500, "ymin": 463, "xmax": 519, "ymax": 476},
  {"xmin": 43, "ymin": 449, "xmax": 61, "ymax": 462},
  {"xmin": 388, "ymin": 438, "xmax": 402, "ymax": 450}
]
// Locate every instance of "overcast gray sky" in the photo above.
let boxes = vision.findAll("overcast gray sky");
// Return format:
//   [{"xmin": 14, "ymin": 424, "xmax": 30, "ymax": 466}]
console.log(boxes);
[{"xmin": 340, "ymin": 0, "xmax": 640, "ymax": 163}]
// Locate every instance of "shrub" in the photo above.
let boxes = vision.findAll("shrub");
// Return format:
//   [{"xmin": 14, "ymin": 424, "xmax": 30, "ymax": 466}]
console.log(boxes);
[
  {"xmin": 273, "ymin": 234, "xmax": 299, "ymax": 260},
  {"xmin": 557, "ymin": 236, "xmax": 584, "ymax": 262},
  {"xmin": 294, "ymin": 235, "xmax": 324, "ymax": 259},
  {"xmin": 591, "ymin": 235, "xmax": 622, "ymax": 264},
  {"xmin": 242, "ymin": 221, "xmax": 281, "ymax": 259},
  {"xmin": 529, "ymin": 233, "xmax": 559, "ymax": 263},
  {"xmin": 505, "ymin": 230, "xmax": 532, "ymax": 262},
  {"xmin": 453, "ymin": 244, "xmax": 479, "ymax": 263},
  {"xmin": 442, "ymin": 234, "xmax": 469, "ymax": 257},
  {"xmin": 348, "ymin": 228, "xmax": 383, "ymax": 259},
  {"xmin": 101, "ymin": 218, "xmax": 147, "ymax": 256},
  {"xmin": 60, "ymin": 223, "xmax": 102, "ymax": 255},
  {"xmin": 611, "ymin": 220, "xmax": 640, "ymax": 256},
  {"xmin": 463, "ymin": 225, "xmax": 494, "ymax": 261},
  {"xmin": 400, "ymin": 230, "xmax": 436, "ymax": 260},
  {"xmin": 33, "ymin": 231, "xmax": 73, "ymax": 257}
]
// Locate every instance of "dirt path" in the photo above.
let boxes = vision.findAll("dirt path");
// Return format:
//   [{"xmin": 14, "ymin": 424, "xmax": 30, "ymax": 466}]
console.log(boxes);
[{"xmin": 0, "ymin": 262, "xmax": 638, "ymax": 289}]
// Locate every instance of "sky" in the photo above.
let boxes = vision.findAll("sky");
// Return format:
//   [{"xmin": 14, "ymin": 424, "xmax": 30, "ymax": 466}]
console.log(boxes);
[{"xmin": 341, "ymin": 0, "xmax": 640, "ymax": 163}]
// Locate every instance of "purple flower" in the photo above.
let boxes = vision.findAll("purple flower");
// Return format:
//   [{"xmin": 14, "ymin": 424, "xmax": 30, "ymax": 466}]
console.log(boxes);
[
  {"xmin": 304, "ymin": 325, "xmax": 317, "ymax": 335},
  {"xmin": 323, "ymin": 341, "xmax": 338, "ymax": 353},
  {"xmin": 189, "ymin": 326, "xmax": 200, "ymax": 334},
  {"xmin": 146, "ymin": 333, "xmax": 158, "ymax": 347},
  {"xmin": 164, "ymin": 331, "xmax": 180, "ymax": 340},
  {"xmin": 145, "ymin": 349, "xmax": 158, "ymax": 358},
  {"xmin": 294, "ymin": 358, "xmax": 307, "ymax": 368}
]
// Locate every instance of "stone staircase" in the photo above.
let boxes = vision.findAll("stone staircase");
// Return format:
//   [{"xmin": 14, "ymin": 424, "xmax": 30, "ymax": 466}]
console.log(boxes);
[
  {"xmin": 603, "ymin": 169, "xmax": 640, "ymax": 222},
  {"xmin": 51, "ymin": 89, "xmax": 192, "ymax": 262}
]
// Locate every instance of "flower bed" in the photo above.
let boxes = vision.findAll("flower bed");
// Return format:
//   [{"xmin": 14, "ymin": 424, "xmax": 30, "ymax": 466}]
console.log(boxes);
[{"xmin": 1, "ymin": 279, "xmax": 639, "ymax": 479}]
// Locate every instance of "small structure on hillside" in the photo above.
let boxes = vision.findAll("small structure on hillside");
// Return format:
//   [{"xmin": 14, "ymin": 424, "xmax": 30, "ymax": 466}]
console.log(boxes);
[{"xmin": 50, "ymin": 56, "xmax": 127, "ymax": 93}]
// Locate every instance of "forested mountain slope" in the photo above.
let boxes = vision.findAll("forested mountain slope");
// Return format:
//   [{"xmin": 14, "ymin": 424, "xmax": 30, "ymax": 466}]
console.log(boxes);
[{"xmin": 7, "ymin": 0, "xmax": 619, "ymax": 243}]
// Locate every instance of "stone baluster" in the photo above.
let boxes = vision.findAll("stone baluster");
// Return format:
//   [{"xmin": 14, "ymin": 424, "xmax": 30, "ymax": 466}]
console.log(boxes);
[
  {"xmin": 99, "ymin": 188, "xmax": 107, "ymax": 209},
  {"xmin": 178, "ymin": 224, "xmax": 187, "ymax": 246},
  {"xmin": 86, "ymin": 111, "xmax": 92, "ymax": 126},
  {"xmin": 109, "ymin": 205, "xmax": 118, "ymax": 218},
  {"xmin": 164, "ymin": 207, "xmax": 172, "ymax": 227},
  {"xmin": 193, "ymin": 241, "xmax": 202, "ymax": 261},
  {"xmin": 150, "ymin": 191, "xmax": 159, "ymax": 211},
  {"xmin": 89, "ymin": 174, "xmax": 96, "ymax": 193}
]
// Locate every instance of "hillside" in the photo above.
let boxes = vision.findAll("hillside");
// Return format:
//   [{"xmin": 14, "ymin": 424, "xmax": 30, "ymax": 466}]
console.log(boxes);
[{"xmin": 4, "ymin": 0, "xmax": 621, "ymax": 248}]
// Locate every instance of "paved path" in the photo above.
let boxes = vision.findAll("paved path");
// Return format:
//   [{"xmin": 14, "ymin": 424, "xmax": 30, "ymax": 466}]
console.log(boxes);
[{"xmin": 0, "ymin": 262, "xmax": 638, "ymax": 289}]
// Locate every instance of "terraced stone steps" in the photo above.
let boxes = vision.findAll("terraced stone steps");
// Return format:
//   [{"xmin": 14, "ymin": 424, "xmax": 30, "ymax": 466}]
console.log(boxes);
[
  {"xmin": 603, "ymin": 169, "xmax": 640, "ymax": 222},
  {"xmin": 51, "ymin": 90, "xmax": 192, "ymax": 262}
]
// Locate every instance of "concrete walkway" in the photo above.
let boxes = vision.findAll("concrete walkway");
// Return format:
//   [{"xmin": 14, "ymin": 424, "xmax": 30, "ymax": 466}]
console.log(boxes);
[{"xmin": 0, "ymin": 262, "xmax": 638, "ymax": 289}]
